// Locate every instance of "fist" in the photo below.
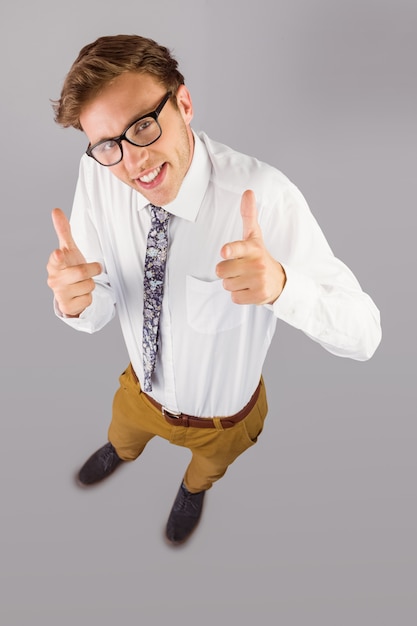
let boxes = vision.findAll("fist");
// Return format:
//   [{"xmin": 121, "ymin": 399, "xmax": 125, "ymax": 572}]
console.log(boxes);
[
  {"xmin": 46, "ymin": 208, "xmax": 102, "ymax": 317},
  {"xmin": 216, "ymin": 190, "xmax": 286, "ymax": 305}
]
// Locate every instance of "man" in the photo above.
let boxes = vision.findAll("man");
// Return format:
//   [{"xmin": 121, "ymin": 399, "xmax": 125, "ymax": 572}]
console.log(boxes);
[{"xmin": 47, "ymin": 34, "xmax": 381, "ymax": 545}]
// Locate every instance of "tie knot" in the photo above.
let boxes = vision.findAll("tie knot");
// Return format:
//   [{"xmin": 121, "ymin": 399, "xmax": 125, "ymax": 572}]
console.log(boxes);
[{"xmin": 150, "ymin": 204, "xmax": 170, "ymax": 226}]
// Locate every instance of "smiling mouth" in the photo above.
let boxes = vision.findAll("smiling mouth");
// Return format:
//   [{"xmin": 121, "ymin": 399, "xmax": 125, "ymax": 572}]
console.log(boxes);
[{"xmin": 138, "ymin": 165, "xmax": 162, "ymax": 183}]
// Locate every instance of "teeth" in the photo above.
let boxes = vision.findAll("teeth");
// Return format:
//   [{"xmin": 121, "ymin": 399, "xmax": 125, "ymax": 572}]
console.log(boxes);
[{"xmin": 139, "ymin": 166, "xmax": 161, "ymax": 183}]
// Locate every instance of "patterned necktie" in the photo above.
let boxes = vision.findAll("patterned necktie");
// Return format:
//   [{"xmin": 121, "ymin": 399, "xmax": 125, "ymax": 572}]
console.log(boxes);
[{"xmin": 142, "ymin": 205, "xmax": 170, "ymax": 392}]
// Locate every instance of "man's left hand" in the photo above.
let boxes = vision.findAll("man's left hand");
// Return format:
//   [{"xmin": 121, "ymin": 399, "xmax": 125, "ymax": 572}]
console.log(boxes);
[{"xmin": 216, "ymin": 190, "xmax": 286, "ymax": 305}]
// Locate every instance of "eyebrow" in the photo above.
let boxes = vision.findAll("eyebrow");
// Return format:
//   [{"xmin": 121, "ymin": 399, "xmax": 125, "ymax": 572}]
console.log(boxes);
[
  {"xmin": 90, "ymin": 109, "xmax": 148, "ymax": 146},
  {"xmin": 92, "ymin": 94, "xmax": 169, "ymax": 146}
]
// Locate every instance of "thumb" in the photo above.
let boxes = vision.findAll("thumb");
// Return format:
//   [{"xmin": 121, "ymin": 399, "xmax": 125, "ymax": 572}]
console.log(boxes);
[
  {"xmin": 51, "ymin": 208, "xmax": 77, "ymax": 251},
  {"xmin": 241, "ymin": 189, "xmax": 261, "ymax": 240}
]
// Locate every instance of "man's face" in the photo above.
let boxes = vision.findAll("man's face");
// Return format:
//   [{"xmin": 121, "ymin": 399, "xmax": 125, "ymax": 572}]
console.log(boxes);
[{"xmin": 79, "ymin": 72, "xmax": 194, "ymax": 207}]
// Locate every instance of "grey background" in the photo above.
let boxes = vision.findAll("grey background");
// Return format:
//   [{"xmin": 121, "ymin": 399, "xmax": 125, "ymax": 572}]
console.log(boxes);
[{"xmin": 0, "ymin": 0, "xmax": 415, "ymax": 624}]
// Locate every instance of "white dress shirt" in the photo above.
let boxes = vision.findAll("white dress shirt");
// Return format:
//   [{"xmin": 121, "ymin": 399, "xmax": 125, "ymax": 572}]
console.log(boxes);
[{"xmin": 58, "ymin": 131, "xmax": 381, "ymax": 417}]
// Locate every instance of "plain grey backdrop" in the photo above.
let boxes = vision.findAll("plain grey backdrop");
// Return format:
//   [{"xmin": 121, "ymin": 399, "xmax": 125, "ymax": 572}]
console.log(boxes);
[{"xmin": 0, "ymin": 0, "xmax": 415, "ymax": 624}]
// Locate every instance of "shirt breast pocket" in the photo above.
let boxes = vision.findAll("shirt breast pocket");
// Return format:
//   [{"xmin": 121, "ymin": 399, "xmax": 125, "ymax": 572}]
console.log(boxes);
[{"xmin": 186, "ymin": 275, "xmax": 245, "ymax": 335}]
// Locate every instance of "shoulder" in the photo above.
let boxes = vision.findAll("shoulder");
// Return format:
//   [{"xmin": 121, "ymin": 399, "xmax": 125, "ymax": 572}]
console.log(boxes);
[
  {"xmin": 198, "ymin": 132, "xmax": 304, "ymax": 214},
  {"xmin": 76, "ymin": 153, "xmax": 135, "ymax": 204},
  {"xmin": 77, "ymin": 153, "xmax": 116, "ymax": 188}
]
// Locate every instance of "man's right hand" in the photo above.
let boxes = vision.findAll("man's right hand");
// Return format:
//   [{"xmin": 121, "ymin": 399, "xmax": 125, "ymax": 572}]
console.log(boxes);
[{"xmin": 46, "ymin": 208, "xmax": 102, "ymax": 317}]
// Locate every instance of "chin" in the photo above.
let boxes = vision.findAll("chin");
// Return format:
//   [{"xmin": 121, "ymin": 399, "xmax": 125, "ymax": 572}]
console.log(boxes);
[{"xmin": 145, "ymin": 187, "xmax": 179, "ymax": 207}]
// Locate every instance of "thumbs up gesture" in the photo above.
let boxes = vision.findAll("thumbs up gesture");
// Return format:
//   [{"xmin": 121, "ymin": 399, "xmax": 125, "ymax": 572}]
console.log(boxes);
[
  {"xmin": 46, "ymin": 208, "xmax": 102, "ymax": 317},
  {"xmin": 216, "ymin": 190, "xmax": 286, "ymax": 305}
]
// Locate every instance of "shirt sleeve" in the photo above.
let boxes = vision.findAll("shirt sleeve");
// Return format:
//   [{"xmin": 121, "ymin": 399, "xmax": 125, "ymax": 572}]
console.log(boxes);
[
  {"xmin": 262, "ymin": 179, "xmax": 381, "ymax": 361},
  {"xmin": 54, "ymin": 158, "xmax": 116, "ymax": 333}
]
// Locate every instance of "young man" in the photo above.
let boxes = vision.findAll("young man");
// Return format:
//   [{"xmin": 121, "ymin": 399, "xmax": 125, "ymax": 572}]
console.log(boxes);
[{"xmin": 47, "ymin": 35, "xmax": 381, "ymax": 545}]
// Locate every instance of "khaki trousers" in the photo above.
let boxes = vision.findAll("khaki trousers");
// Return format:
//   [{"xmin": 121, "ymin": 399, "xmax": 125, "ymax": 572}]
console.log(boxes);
[{"xmin": 108, "ymin": 364, "xmax": 268, "ymax": 493}]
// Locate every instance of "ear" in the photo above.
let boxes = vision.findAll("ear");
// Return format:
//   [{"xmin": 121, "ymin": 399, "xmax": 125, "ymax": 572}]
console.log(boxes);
[{"xmin": 175, "ymin": 85, "xmax": 193, "ymax": 124}]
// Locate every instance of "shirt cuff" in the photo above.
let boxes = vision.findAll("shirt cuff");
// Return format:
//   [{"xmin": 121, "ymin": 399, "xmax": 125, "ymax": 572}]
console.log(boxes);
[{"xmin": 53, "ymin": 287, "xmax": 115, "ymax": 333}]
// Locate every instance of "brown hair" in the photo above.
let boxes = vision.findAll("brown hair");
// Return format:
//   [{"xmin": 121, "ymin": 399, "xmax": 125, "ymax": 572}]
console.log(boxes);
[{"xmin": 53, "ymin": 34, "xmax": 185, "ymax": 130}]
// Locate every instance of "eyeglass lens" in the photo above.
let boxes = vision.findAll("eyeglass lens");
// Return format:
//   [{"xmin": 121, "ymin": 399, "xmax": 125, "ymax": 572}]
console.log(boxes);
[{"xmin": 91, "ymin": 117, "xmax": 161, "ymax": 166}]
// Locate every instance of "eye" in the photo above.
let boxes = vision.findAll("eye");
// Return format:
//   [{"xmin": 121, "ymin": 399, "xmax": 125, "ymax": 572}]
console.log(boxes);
[
  {"xmin": 95, "ymin": 139, "xmax": 118, "ymax": 153},
  {"xmin": 131, "ymin": 118, "xmax": 153, "ymax": 137}
]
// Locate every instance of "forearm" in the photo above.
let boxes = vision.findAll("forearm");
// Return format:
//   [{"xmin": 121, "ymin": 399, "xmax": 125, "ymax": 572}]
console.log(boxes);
[{"xmin": 269, "ymin": 264, "xmax": 381, "ymax": 360}]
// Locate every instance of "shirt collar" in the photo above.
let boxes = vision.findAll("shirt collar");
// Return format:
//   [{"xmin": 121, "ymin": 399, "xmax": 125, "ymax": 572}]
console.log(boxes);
[{"xmin": 137, "ymin": 131, "xmax": 211, "ymax": 222}]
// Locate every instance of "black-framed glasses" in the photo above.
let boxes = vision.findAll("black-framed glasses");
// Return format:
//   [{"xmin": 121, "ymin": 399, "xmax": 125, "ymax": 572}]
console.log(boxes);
[{"xmin": 86, "ymin": 92, "xmax": 171, "ymax": 166}]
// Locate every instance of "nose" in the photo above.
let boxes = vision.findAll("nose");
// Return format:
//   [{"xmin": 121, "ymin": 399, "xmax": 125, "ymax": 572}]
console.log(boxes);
[{"xmin": 121, "ymin": 141, "xmax": 150, "ymax": 173}]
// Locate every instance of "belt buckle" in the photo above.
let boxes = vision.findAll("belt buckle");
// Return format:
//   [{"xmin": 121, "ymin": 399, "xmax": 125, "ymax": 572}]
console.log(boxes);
[{"xmin": 162, "ymin": 406, "xmax": 182, "ymax": 419}]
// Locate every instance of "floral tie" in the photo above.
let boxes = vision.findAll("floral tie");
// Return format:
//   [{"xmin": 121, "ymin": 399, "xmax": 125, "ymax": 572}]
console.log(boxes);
[{"xmin": 142, "ymin": 205, "xmax": 170, "ymax": 392}]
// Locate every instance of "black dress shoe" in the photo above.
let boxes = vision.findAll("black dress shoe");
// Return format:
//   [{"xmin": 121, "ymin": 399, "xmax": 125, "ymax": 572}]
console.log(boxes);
[
  {"xmin": 165, "ymin": 482, "xmax": 206, "ymax": 545},
  {"xmin": 77, "ymin": 442, "xmax": 124, "ymax": 486}
]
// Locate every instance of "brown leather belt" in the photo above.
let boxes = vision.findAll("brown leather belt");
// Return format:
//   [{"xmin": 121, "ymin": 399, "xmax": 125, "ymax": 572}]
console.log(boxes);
[
  {"xmin": 145, "ymin": 384, "xmax": 260, "ymax": 428},
  {"xmin": 131, "ymin": 365, "xmax": 261, "ymax": 429}
]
